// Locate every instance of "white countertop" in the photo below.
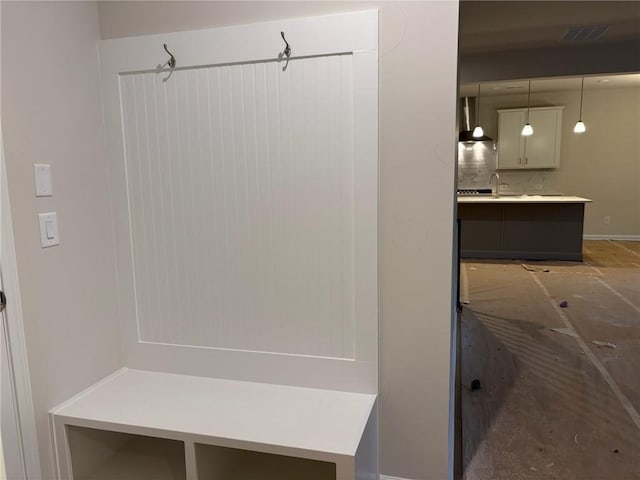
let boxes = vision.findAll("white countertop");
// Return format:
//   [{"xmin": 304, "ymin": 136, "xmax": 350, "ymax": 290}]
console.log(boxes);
[{"xmin": 458, "ymin": 195, "xmax": 592, "ymax": 204}]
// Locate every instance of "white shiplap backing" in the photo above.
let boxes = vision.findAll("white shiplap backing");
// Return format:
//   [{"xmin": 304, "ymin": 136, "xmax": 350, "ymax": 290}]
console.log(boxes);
[{"xmin": 120, "ymin": 55, "xmax": 355, "ymax": 359}]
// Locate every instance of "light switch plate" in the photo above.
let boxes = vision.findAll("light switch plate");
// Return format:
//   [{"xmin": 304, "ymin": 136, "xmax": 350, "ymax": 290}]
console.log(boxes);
[
  {"xmin": 34, "ymin": 164, "xmax": 53, "ymax": 197},
  {"xmin": 38, "ymin": 212, "xmax": 60, "ymax": 248}
]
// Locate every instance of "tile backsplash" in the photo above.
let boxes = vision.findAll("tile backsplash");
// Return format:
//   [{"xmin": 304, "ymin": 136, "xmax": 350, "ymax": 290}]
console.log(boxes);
[
  {"xmin": 457, "ymin": 142, "xmax": 496, "ymax": 188},
  {"xmin": 457, "ymin": 142, "xmax": 558, "ymax": 194}
]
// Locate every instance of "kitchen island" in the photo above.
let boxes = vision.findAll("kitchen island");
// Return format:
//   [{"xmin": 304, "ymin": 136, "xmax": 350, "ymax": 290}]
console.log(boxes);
[{"xmin": 457, "ymin": 195, "xmax": 592, "ymax": 261}]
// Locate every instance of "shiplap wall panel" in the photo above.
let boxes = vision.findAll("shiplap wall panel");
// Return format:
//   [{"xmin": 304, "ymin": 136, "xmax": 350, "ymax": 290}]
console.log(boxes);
[
  {"xmin": 120, "ymin": 55, "xmax": 355, "ymax": 359},
  {"xmin": 100, "ymin": 11, "xmax": 378, "ymax": 392}
]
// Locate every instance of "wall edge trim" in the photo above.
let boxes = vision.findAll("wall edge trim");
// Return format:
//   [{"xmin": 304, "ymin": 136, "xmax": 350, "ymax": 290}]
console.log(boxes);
[
  {"xmin": 380, "ymin": 475, "xmax": 418, "ymax": 480},
  {"xmin": 583, "ymin": 235, "xmax": 640, "ymax": 241}
]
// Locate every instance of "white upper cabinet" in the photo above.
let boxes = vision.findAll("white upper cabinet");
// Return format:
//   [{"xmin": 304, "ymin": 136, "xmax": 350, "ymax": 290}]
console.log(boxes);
[
  {"xmin": 497, "ymin": 106, "xmax": 564, "ymax": 169},
  {"xmin": 496, "ymin": 110, "xmax": 525, "ymax": 169}
]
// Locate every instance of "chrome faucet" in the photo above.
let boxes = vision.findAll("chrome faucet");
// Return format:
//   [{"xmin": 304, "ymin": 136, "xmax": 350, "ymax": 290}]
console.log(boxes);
[{"xmin": 489, "ymin": 172, "xmax": 500, "ymax": 197}]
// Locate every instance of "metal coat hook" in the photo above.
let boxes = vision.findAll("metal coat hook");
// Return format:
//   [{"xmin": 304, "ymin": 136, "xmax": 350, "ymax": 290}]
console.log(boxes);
[
  {"xmin": 280, "ymin": 32, "xmax": 291, "ymax": 58},
  {"xmin": 279, "ymin": 31, "xmax": 291, "ymax": 71},
  {"xmin": 163, "ymin": 43, "xmax": 176, "ymax": 69}
]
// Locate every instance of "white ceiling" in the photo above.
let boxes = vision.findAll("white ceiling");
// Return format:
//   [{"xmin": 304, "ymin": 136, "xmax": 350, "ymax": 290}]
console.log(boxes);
[
  {"xmin": 460, "ymin": 73, "xmax": 640, "ymax": 97},
  {"xmin": 459, "ymin": 1, "xmax": 640, "ymax": 96},
  {"xmin": 459, "ymin": 1, "xmax": 640, "ymax": 55}
]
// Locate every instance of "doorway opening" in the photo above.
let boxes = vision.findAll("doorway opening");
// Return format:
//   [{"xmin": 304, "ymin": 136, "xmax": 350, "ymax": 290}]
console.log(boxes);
[{"xmin": 455, "ymin": 73, "xmax": 640, "ymax": 479}]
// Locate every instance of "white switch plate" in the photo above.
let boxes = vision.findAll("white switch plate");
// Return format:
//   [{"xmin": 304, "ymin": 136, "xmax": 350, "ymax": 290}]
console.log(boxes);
[
  {"xmin": 38, "ymin": 212, "xmax": 60, "ymax": 248},
  {"xmin": 34, "ymin": 164, "xmax": 53, "ymax": 197}
]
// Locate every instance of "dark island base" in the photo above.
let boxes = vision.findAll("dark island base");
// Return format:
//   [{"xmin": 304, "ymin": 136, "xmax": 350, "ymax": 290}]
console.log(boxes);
[{"xmin": 458, "ymin": 202, "xmax": 586, "ymax": 261}]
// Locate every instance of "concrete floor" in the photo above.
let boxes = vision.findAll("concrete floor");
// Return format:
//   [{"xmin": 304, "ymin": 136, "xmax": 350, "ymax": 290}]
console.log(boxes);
[{"xmin": 461, "ymin": 240, "xmax": 640, "ymax": 480}]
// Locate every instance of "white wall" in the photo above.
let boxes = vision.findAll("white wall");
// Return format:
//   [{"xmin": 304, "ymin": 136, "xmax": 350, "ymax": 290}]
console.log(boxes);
[
  {"xmin": 97, "ymin": 2, "xmax": 459, "ymax": 479},
  {"xmin": 1, "ymin": 2, "xmax": 123, "ymax": 478},
  {"xmin": 474, "ymin": 84, "xmax": 640, "ymax": 237}
]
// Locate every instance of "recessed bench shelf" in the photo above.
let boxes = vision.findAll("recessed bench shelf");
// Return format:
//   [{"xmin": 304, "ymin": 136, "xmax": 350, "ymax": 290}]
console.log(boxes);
[
  {"xmin": 50, "ymin": 369, "xmax": 377, "ymax": 480},
  {"xmin": 66, "ymin": 427, "xmax": 186, "ymax": 480},
  {"xmin": 196, "ymin": 444, "xmax": 336, "ymax": 480}
]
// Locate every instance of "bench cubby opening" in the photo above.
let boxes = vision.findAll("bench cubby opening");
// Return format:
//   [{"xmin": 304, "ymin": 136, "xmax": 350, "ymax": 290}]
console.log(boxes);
[
  {"xmin": 66, "ymin": 426, "xmax": 186, "ymax": 480},
  {"xmin": 195, "ymin": 443, "xmax": 336, "ymax": 480}
]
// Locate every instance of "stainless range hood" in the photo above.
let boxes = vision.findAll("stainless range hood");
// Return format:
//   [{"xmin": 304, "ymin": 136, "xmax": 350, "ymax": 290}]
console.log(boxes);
[{"xmin": 459, "ymin": 96, "xmax": 494, "ymax": 142}]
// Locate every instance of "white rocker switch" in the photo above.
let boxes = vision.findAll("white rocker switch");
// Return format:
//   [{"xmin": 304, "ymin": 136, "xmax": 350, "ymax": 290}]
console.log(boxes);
[{"xmin": 38, "ymin": 212, "xmax": 60, "ymax": 248}]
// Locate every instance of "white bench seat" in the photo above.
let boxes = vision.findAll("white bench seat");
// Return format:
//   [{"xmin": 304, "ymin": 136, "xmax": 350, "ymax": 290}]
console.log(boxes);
[{"xmin": 50, "ymin": 369, "xmax": 377, "ymax": 480}]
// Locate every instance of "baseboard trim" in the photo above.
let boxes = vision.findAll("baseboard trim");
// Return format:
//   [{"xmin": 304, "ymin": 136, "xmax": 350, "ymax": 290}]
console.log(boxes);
[
  {"xmin": 583, "ymin": 235, "xmax": 640, "ymax": 241},
  {"xmin": 380, "ymin": 476, "xmax": 417, "ymax": 480}
]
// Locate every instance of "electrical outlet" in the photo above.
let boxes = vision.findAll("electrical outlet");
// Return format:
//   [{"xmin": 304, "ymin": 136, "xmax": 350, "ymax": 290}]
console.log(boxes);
[
  {"xmin": 604, "ymin": 216, "xmax": 611, "ymax": 225},
  {"xmin": 499, "ymin": 184, "xmax": 510, "ymax": 192},
  {"xmin": 534, "ymin": 184, "xmax": 543, "ymax": 190}
]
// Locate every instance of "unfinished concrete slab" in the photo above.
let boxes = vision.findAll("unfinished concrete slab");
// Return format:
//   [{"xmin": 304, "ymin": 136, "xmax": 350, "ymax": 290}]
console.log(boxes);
[{"xmin": 461, "ymin": 240, "xmax": 640, "ymax": 480}]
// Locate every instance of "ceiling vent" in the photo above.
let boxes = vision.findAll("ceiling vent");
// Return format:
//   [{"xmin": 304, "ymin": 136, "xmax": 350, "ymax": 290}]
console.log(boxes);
[{"xmin": 561, "ymin": 25, "xmax": 609, "ymax": 42}]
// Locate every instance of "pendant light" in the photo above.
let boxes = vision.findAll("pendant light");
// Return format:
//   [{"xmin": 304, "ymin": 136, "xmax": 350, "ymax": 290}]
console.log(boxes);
[
  {"xmin": 521, "ymin": 81, "xmax": 534, "ymax": 136},
  {"xmin": 472, "ymin": 83, "xmax": 484, "ymax": 138},
  {"xmin": 574, "ymin": 77, "xmax": 587, "ymax": 133}
]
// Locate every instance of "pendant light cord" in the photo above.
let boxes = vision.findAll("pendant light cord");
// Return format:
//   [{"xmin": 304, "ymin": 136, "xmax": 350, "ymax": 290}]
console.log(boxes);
[
  {"xmin": 579, "ymin": 77, "xmax": 584, "ymax": 120},
  {"xmin": 526, "ymin": 81, "xmax": 531, "ymax": 123},
  {"xmin": 477, "ymin": 83, "xmax": 481, "ymax": 120}
]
